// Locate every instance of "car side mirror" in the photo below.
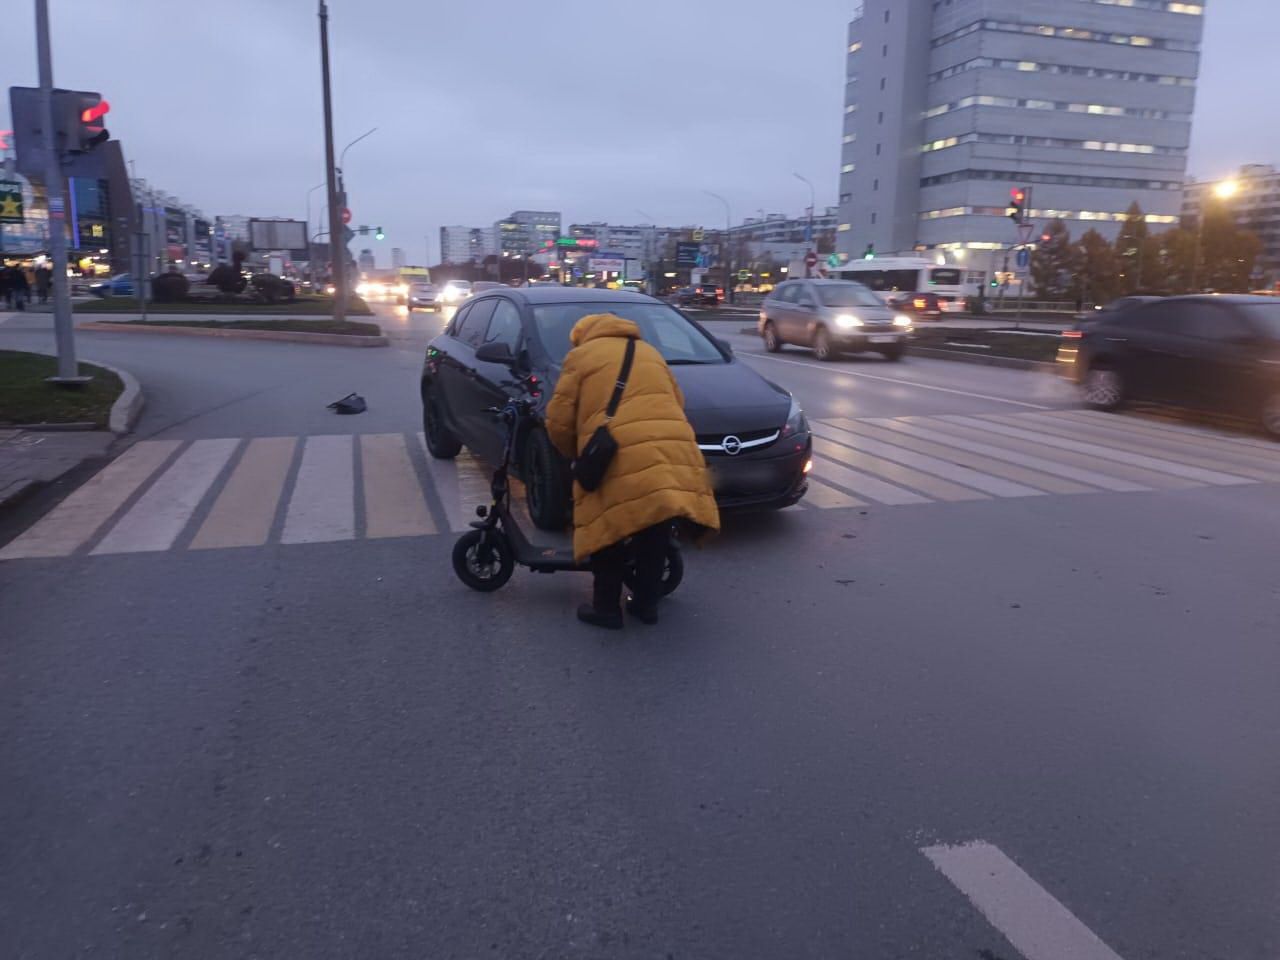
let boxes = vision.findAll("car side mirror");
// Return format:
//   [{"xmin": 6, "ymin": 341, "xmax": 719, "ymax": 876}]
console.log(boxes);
[
  {"xmin": 475, "ymin": 341, "xmax": 516, "ymax": 365},
  {"xmin": 715, "ymin": 337, "xmax": 734, "ymax": 356}
]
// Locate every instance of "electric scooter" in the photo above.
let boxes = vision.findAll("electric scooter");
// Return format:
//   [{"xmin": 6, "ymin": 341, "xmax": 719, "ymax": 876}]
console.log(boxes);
[{"xmin": 451, "ymin": 378, "xmax": 684, "ymax": 595}]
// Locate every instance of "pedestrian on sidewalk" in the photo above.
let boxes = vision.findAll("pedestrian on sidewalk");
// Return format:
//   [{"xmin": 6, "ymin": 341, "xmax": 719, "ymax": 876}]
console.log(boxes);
[
  {"xmin": 35, "ymin": 265, "xmax": 51, "ymax": 305},
  {"xmin": 7, "ymin": 265, "xmax": 29, "ymax": 310},
  {"xmin": 0, "ymin": 265, "xmax": 12, "ymax": 309},
  {"xmin": 545, "ymin": 312, "xmax": 719, "ymax": 629}
]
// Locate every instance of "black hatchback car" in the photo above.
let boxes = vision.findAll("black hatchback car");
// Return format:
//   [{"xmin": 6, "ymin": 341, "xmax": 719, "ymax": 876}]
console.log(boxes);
[
  {"xmin": 421, "ymin": 287, "xmax": 812, "ymax": 529},
  {"xmin": 1059, "ymin": 295, "xmax": 1280, "ymax": 435}
]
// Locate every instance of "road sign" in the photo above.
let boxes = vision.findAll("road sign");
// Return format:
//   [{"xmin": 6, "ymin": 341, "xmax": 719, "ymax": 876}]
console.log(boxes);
[
  {"xmin": 675, "ymin": 241, "xmax": 700, "ymax": 268},
  {"xmin": 805, "ymin": 250, "xmax": 818, "ymax": 267},
  {"xmin": 826, "ymin": 253, "xmax": 841, "ymax": 268},
  {"xmin": 341, "ymin": 207, "xmax": 351, "ymax": 225},
  {"xmin": 738, "ymin": 269, "xmax": 750, "ymax": 281},
  {"xmin": 1016, "ymin": 222, "xmax": 1034, "ymax": 245},
  {"xmin": 1015, "ymin": 247, "xmax": 1030, "ymax": 269},
  {"xmin": 692, "ymin": 228, "xmax": 705, "ymax": 242}
]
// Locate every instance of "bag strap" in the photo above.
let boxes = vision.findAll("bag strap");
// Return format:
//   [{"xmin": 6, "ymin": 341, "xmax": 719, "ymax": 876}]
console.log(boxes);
[{"xmin": 604, "ymin": 338, "xmax": 637, "ymax": 421}]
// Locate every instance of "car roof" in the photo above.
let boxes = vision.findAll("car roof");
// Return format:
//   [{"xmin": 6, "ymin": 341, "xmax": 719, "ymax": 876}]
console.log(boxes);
[
  {"xmin": 1161, "ymin": 294, "xmax": 1278, "ymax": 305},
  {"xmin": 476, "ymin": 285, "xmax": 652, "ymax": 305}
]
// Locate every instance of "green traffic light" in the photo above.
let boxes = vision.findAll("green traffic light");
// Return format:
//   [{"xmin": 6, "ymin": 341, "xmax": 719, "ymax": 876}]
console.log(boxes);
[{"xmin": 375, "ymin": 227, "xmax": 385, "ymax": 240}]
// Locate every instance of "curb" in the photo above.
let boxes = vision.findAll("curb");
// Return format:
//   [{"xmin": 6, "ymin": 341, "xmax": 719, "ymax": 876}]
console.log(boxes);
[
  {"xmin": 9, "ymin": 348, "xmax": 145, "ymax": 435},
  {"xmin": 908, "ymin": 346, "xmax": 1057, "ymax": 373},
  {"xmin": 77, "ymin": 322, "xmax": 388, "ymax": 348}
]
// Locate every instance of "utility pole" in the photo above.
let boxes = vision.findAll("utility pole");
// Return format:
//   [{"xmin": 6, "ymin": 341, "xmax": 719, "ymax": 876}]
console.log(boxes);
[
  {"xmin": 319, "ymin": 0, "xmax": 346, "ymax": 322},
  {"xmin": 794, "ymin": 173, "xmax": 816, "ymax": 278},
  {"xmin": 35, "ymin": 0, "xmax": 82, "ymax": 383}
]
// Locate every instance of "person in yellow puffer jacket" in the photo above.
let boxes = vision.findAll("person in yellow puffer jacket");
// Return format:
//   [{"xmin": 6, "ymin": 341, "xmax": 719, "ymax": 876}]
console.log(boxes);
[{"xmin": 544, "ymin": 312, "xmax": 720, "ymax": 629}]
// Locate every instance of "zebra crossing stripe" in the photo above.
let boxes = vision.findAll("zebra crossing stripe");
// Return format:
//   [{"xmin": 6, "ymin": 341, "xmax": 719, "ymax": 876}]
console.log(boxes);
[
  {"xmin": 804, "ymin": 451, "xmax": 930, "ymax": 505},
  {"xmin": 0, "ymin": 440, "xmax": 181, "ymax": 560},
  {"xmin": 190, "ymin": 437, "xmax": 297, "ymax": 550},
  {"xmin": 803, "ymin": 477, "xmax": 865, "ymax": 509},
  {"xmin": 361, "ymin": 434, "xmax": 436, "ymax": 539},
  {"xmin": 952, "ymin": 415, "xmax": 1253, "ymax": 486},
  {"xmin": 92, "ymin": 439, "xmax": 240, "ymax": 555},
  {"xmin": 814, "ymin": 437, "xmax": 987, "ymax": 502},
  {"xmin": 417, "ymin": 433, "xmax": 470, "ymax": 533},
  {"xmin": 812, "ymin": 421, "xmax": 1043, "ymax": 498},
  {"xmin": 281, "ymin": 435, "xmax": 356, "ymax": 544}
]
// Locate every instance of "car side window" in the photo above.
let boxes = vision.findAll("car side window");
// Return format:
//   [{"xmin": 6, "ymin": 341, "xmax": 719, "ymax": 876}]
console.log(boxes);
[
  {"xmin": 797, "ymin": 286, "xmax": 817, "ymax": 307},
  {"xmin": 1181, "ymin": 304, "xmax": 1251, "ymax": 342},
  {"xmin": 447, "ymin": 302, "xmax": 472, "ymax": 338},
  {"xmin": 456, "ymin": 299, "xmax": 496, "ymax": 347},
  {"xmin": 776, "ymin": 284, "xmax": 799, "ymax": 304},
  {"xmin": 484, "ymin": 299, "xmax": 523, "ymax": 349}
]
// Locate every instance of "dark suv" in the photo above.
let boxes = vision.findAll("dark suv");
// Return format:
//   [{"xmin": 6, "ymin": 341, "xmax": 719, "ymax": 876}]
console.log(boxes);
[
  {"xmin": 1059, "ymin": 295, "xmax": 1280, "ymax": 435},
  {"xmin": 676, "ymin": 283, "xmax": 723, "ymax": 307},
  {"xmin": 421, "ymin": 287, "xmax": 811, "ymax": 529}
]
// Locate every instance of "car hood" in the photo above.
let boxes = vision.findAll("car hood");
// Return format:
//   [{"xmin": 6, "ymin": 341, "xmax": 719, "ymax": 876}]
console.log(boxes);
[
  {"xmin": 670, "ymin": 360, "xmax": 791, "ymax": 435},
  {"xmin": 819, "ymin": 303, "xmax": 896, "ymax": 321}
]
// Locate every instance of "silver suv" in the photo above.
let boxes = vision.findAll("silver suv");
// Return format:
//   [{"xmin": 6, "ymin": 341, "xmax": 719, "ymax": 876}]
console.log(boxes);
[{"xmin": 759, "ymin": 279, "xmax": 912, "ymax": 361}]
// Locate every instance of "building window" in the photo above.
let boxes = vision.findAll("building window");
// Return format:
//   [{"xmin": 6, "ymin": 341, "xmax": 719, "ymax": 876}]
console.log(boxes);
[
  {"xmin": 843, "ymin": 134, "xmax": 856, "ymax": 144},
  {"xmin": 838, "ymin": 223, "xmax": 852, "ymax": 232},
  {"xmin": 874, "ymin": 178, "xmax": 879, "ymax": 191},
  {"xmin": 878, "ymin": 111, "xmax": 884, "ymax": 124},
  {"xmin": 882, "ymin": 44, "xmax": 888, "ymax": 56},
  {"xmin": 849, "ymin": 41, "xmax": 862, "ymax": 53},
  {"xmin": 879, "ymin": 78, "xmax": 886, "ymax": 90},
  {"xmin": 842, "ymin": 163, "xmax": 856, "ymax": 173},
  {"xmin": 929, "ymin": 56, "xmax": 1195, "ymax": 86},
  {"xmin": 876, "ymin": 143, "xmax": 882, "ymax": 156},
  {"xmin": 871, "ymin": 213, "xmax": 877, "ymax": 225},
  {"xmin": 932, "ymin": 18, "xmax": 1200, "ymax": 52}
]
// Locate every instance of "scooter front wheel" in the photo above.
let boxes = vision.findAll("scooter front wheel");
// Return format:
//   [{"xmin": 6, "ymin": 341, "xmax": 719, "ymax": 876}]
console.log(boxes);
[{"xmin": 452, "ymin": 529, "xmax": 515, "ymax": 592}]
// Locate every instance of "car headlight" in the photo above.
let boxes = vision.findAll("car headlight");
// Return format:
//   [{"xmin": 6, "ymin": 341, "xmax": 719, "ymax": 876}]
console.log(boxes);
[
  {"xmin": 835, "ymin": 314, "xmax": 863, "ymax": 329},
  {"xmin": 893, "ymin": 314, "xmax": 913, "ymax": 328},
  {"xmin": 397, "ymin": 284, "xmax": 409, "ymax": 295},
  {"xmin": 780, "ymin": 396, "xmax": 809, "ymax": 440}
]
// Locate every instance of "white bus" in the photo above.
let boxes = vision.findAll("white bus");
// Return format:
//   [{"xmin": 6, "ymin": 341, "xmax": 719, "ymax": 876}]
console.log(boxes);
[{"xmin": 829, "ymin": 257, "xmax": 970, "ymax": 313}]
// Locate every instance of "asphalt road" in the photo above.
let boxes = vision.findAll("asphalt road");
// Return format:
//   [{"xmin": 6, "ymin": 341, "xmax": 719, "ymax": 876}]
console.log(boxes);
[{"xmin": 2, "ymin": 305, "xmax": 1277, "ymax": 958}]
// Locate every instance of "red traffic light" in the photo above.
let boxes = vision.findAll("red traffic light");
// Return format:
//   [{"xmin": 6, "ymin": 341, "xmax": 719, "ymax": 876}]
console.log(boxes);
[
  {"xmin": 1010, "ymin": 188, "xmax": 1025, "ymax": 204},
  {"xmin": 80, "ymin": 99, "xmax": 110, "ymax": 125}
]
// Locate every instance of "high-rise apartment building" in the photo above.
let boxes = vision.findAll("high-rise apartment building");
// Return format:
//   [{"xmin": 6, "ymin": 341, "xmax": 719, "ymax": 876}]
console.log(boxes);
[
  {"xmin": 390, "ymin": 247, "xmax": 406, "ymax": 270},
  {"xmin": 837, "ymin": 0, "xmax": 1205, "ymax": 277},
  {"xmin": 495, "ymin": 210, "xmax": 561, "ymax": 256},
  {"xmin": 440, "ymin": 225, "xmax": 495, "ymax": 264}
]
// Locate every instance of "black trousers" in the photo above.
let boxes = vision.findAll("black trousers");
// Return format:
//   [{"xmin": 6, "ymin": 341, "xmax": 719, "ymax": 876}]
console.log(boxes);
[{"xmin": 590, "ymin": 522, "xmax": 669, "ymax": 612}]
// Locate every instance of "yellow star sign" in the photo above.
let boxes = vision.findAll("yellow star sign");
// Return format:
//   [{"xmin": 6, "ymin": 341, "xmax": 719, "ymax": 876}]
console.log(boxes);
[{"xmin": 0, "ymin": 196, "xmax": 19, "ymax": 218}]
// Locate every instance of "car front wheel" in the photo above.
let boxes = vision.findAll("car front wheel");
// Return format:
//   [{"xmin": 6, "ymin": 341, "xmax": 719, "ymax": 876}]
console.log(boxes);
[
  {"xmin": 880, "ymin": 343, "xmax": 905, "ymax": 362},
  {"xmin": 1082, "ymin": 366, "xmax": 1124, "ymax": 411},
  {"xmin": 422, "ymin": 386, "xmax": 462, "ymax": 459},
  {"xmin": 762, "ymin": 321, "xmax": 782, "ymax": 352},
  {"xmin": 524, "ymin": 428, "xmax": 571, "ymax": 530},
  {"xmin": 813, "ymin": 327, "xmax": 836, "ymax": 362}
]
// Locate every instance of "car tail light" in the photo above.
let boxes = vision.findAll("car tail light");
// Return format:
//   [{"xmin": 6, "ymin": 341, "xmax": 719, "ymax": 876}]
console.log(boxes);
[
  {"xmin": 913, "ymin": 297, "xmax": 927, "ymax": 310},
  {"xmin": 1061, "ymin": 329, "xmax": 1083, "ymax": 339},
  {"xmin": 716, "ymin": 288, "xmax": 724, "ymax": 298}
]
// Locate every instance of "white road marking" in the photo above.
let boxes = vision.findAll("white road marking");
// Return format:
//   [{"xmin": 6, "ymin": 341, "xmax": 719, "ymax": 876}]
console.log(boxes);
[
  {"xmin": 803, "ymin": 476, "xmax": 865, "ymax": 509},
  {"xmin": 946, "ymin": 415, "xmax": 1253, "ymax": 486},
  {"xmin": 361, "ymin": 434, "xmax": 436, "ymax": 539},
  {"xmin": 815, "ymin": 436, "xmax": 988, "ymax": 501},
  {"xmin": 0, "ymin": 440, "xmax": 180, "ymax": 559},
  {"xmin": 416, "ymin": 433, "xmax": 470, "ymax": 533},
  {"xmin": 805, "ymin": 453, "xmax": 931, "ymax": 505},
  {"xmin": 92, "ymin": 439, "xmax": 240, "ymax": 554},
  {"xmin": 281, "ymin": 435, "xmax": 355, "ymax": 544},
  {"xmin": 738, "ymin": 350, "xmax": 1050, "ymax": 409},
  {"xmin": 922, "ymin": 841, "xmax": 1126, "ymax": 960},
  {"xmin": 812, "ymin": 421, "xmax": 1042, "ymax": 498},
  {"xmin": 190, "ymin": 437, "xmax": 296, "ymax": 550}
]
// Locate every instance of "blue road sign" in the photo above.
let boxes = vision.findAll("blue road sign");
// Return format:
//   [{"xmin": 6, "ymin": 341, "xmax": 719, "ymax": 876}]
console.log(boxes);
[{"xmin": 1016, "ymin": 248, "xmax": 1030, "ymax": 268}]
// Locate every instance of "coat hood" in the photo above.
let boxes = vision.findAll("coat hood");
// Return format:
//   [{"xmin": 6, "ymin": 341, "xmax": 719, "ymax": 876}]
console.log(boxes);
[{"xmin": 570, "ymin": 313, "xmax": 641, "ymax": 347}]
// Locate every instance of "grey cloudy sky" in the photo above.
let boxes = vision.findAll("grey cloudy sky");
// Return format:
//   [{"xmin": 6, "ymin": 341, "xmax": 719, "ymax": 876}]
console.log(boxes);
[{"xmin": 4, "ymin": 0, "xmax": 1272, "ymax": 264}]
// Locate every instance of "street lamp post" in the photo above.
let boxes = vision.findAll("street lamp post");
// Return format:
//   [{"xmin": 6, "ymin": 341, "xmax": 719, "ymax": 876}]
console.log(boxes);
[
  {"xmin": 794, "ymin": 173, "xmax": 816, "ymax": 277},
  {"xmin": 704, "ymin": 190, "xmax": 733, "ymax": 304},
  {"xmin": 318, "ymin": 0, "xmax": 346, "ymax": 322},
  {"xmin": 305, "ymin": 181, "xmax": 325, "ymax": 237},
  {"xmin": 1192, "ymin": 179, "xmax": 1238, "ymax": 293}
]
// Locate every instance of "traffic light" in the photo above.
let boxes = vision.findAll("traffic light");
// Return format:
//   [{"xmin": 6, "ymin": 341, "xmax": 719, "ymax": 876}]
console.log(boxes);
[
  {"xmin": 1008, "ymin": 187, "xmax": 1026, "ymax": 223},
  {"xmin": 989, "ymin": 276, "xmax": 1000, "ymax": 288},
  {"xmin": 375, "ymin": 226, "xmax": 385, "ymax": 240},
  {"xmin": 63, "ymin": 91, "xmax": 110, "ymax": 153},
  {"xmin": 863, "ymin": 243, "xmax": 875, "ymax": 260}
]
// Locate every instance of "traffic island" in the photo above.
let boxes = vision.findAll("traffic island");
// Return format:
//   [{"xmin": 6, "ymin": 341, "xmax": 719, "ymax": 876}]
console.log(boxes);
[
  {"xmin": 77, "ymin": 318, "xmax": 388, "ymax": 348},
  {"xmin": 0, "ymin": 350, "xmax": 125, "ymax": 430},
  {"xmin": 907, "ymin": 328, "xmax": 1063, "ymax": 371},
  {"xmin": 73, "ymin": 295, "xmax": 374, "ymax": 316}
]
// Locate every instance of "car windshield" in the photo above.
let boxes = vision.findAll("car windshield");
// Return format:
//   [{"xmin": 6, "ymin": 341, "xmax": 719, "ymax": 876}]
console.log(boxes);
[
  {"xmin": 1241, "ymin": 302, "xmax": 1280, "ymax": 338},
  {"xmin": 816, "ymin": 283, "xmax": 883, "ymax": 308},
  {"xmin": 533, "ymin": 302, "xmax": 727, "ymax": 365}
]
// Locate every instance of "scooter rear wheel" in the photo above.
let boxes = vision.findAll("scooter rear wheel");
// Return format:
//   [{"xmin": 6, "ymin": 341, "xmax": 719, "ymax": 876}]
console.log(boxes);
[
  {"xmin": 452, "ymin": 529, "xmax": 515, "ymax": 592},
  {"xmin": 624, "ymin": 543, "xmax": 684, "ymax": 597}
]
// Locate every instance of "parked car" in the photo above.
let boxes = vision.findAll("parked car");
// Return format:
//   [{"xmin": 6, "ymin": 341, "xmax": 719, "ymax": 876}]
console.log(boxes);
[
  {"xmin": 436, "ymin": 280, "xmax": 473, "ymax": 305},
  {"xmin": 89, "ymin": 273, "xmax": 134, "ymax": 297},
  {"xmin": 887, "ymin": 290, "xmax": 943, "ymax": 320},
  {"xmin": 420, "ymin": 286, "xmax": 812, "ymax": 529},
  {"xmin": 676, "ymin": 283, "xmax": 722, "ymax": 307},
  {"xmin": 1059, "ymin": 295, "xmax": 1280, "ymax": 436},
  {"xmin": 409, "ymin": 282, "xmax": 440, "ymax": 309},
  {"xmin": 759, "ymin": 279, "xmax": 913, "ymax": 361}
]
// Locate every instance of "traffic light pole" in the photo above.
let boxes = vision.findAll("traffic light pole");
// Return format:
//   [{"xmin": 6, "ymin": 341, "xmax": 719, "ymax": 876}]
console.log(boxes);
[
  {"xmin": 35, "ymin": 0, "xmax": 81, "ymax": 383},
  {"xmin": 318, "ymin": 1, "xmax": 346, "ymax": 323}
]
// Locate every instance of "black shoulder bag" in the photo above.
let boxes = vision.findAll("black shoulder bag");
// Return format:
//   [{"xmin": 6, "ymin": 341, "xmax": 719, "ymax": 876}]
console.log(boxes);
[{"xmin": 572, "ymin": 338, "xmax": 636, "ymax": 492}]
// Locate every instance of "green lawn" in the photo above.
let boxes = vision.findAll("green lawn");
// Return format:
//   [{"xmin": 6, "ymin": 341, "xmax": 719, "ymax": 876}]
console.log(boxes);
[
  {"xmin": 95, "ymin": 318, "xmax": 383, "ymax": 336},
  {"xmin": 74, "ymin": 295, "xmax": 373, "ymax": 316},
  {"xmin": 910, "ymin": 328, "xmax": 1065, "ymax": 362},
  {"xmin": 0, "ymin": 350, "xmax": 124, "ymax": 428}
]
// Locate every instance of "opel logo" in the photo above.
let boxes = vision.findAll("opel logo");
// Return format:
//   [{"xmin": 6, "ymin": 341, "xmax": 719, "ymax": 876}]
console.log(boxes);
[{"xmin": 722, "ymin": 435, "xmax": 743, "ymax": 456}]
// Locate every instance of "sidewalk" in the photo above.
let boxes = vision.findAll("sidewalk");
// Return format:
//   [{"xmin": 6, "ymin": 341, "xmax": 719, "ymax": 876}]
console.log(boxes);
[{"xmin": 0, "ymin": 429, "xmax": 116, "ymax": 509}]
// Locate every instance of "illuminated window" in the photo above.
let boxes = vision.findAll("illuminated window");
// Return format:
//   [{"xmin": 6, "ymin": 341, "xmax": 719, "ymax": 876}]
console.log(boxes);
[
  {"xmin": 837, "ymin": 223, "xmax": 852, "ymax": 232},
  {"xmin": 842, "ymin": 163, "xmax": 856, "ymax": 173},
  {"xmin": 849, "ymin": 41, "xmax": 862, "ymax": 52}
]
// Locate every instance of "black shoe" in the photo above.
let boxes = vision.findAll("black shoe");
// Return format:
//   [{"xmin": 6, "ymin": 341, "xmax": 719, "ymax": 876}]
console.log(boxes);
[
  {"xmin": 577, "ymin": 604, "xmax": 623, "ymax": 630},
  {"xmin": 626, "ymin": 598, "xmax": 659, "ymax": 626}
]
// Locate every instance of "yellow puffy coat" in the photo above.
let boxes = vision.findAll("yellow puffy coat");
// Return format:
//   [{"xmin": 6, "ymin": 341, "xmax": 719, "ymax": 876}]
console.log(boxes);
[{"xmin": 544, "ymin": 313, "xmax": 720, "ymax": 561}]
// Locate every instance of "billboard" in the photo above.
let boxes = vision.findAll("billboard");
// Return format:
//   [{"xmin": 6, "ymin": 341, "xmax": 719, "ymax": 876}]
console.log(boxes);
[
  {"xmin": 249, "ymin": 218, "xmax": 307, "ymax": 252},
  {"xmin": 590, "ymin": 257, "xmax": 625, "ymax": 273},
  {"xmin": 675, "ymin": 241, "xmax": 700, "ymax": 268}
]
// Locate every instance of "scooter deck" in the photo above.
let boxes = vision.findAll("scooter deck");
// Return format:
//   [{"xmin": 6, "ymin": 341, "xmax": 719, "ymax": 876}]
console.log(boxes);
[{"xmin": 504, "ymin": 485, "xmax": 579, "ymax": 572}]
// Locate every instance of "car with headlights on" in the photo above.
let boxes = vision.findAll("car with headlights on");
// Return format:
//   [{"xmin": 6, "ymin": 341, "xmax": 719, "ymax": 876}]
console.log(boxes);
[
  {"xmin": 421, "ymin": 286, "xmax": 811, "ymax": 529},
  {"xmin": 435, "ymin": 280, "xmax": 473, "ymax": 305},
  {"xmin": 759, "ymin": 279, "xmax": 912, "ymax": 361},
  {"xmin": 408, "ymin": 282, "xmax": 439, "ymax": 309}
]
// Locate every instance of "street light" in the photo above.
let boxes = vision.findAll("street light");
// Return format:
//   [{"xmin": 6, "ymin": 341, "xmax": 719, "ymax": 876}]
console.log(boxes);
[
  {"xmin": 703, "ymin": 190, "xmax": 733, "ymax": 304},
  {"xmin": 338, "ymin": 127, "xmax": 378, "ymax": 174},
  {"xmin": 1193, "ymin": 177, "xmax": 1240, "ymax": 292},
  {"xmin": 794, "ymin": 172, "xmax": 816, "ymax": 277}
]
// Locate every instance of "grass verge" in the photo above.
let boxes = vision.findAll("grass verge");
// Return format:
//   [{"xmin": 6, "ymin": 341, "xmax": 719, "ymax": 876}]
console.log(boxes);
[
  {"xmin": 0, "ymin": 350, "xmax": 123, "ymax": 428},
  {"xmin": 93, "ymin": 318, "xmax": 382, "ymax": 336},
  {"xmin": 910, "ymin": 327, "xmax": 1064, "ymax": 362},
  {"xmin": 74, "ymin": 295, "xmax": 373, "ymax": 316}
]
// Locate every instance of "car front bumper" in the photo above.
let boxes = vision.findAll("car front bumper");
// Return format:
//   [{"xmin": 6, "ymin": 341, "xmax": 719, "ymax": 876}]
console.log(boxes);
[
  {"xmin": 707, "ymin": 437, "xmax": 811, "ymax": 510},
  {"xmin": 832, "ymin": 329, "xmax": 909, "ymax": 349}
]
